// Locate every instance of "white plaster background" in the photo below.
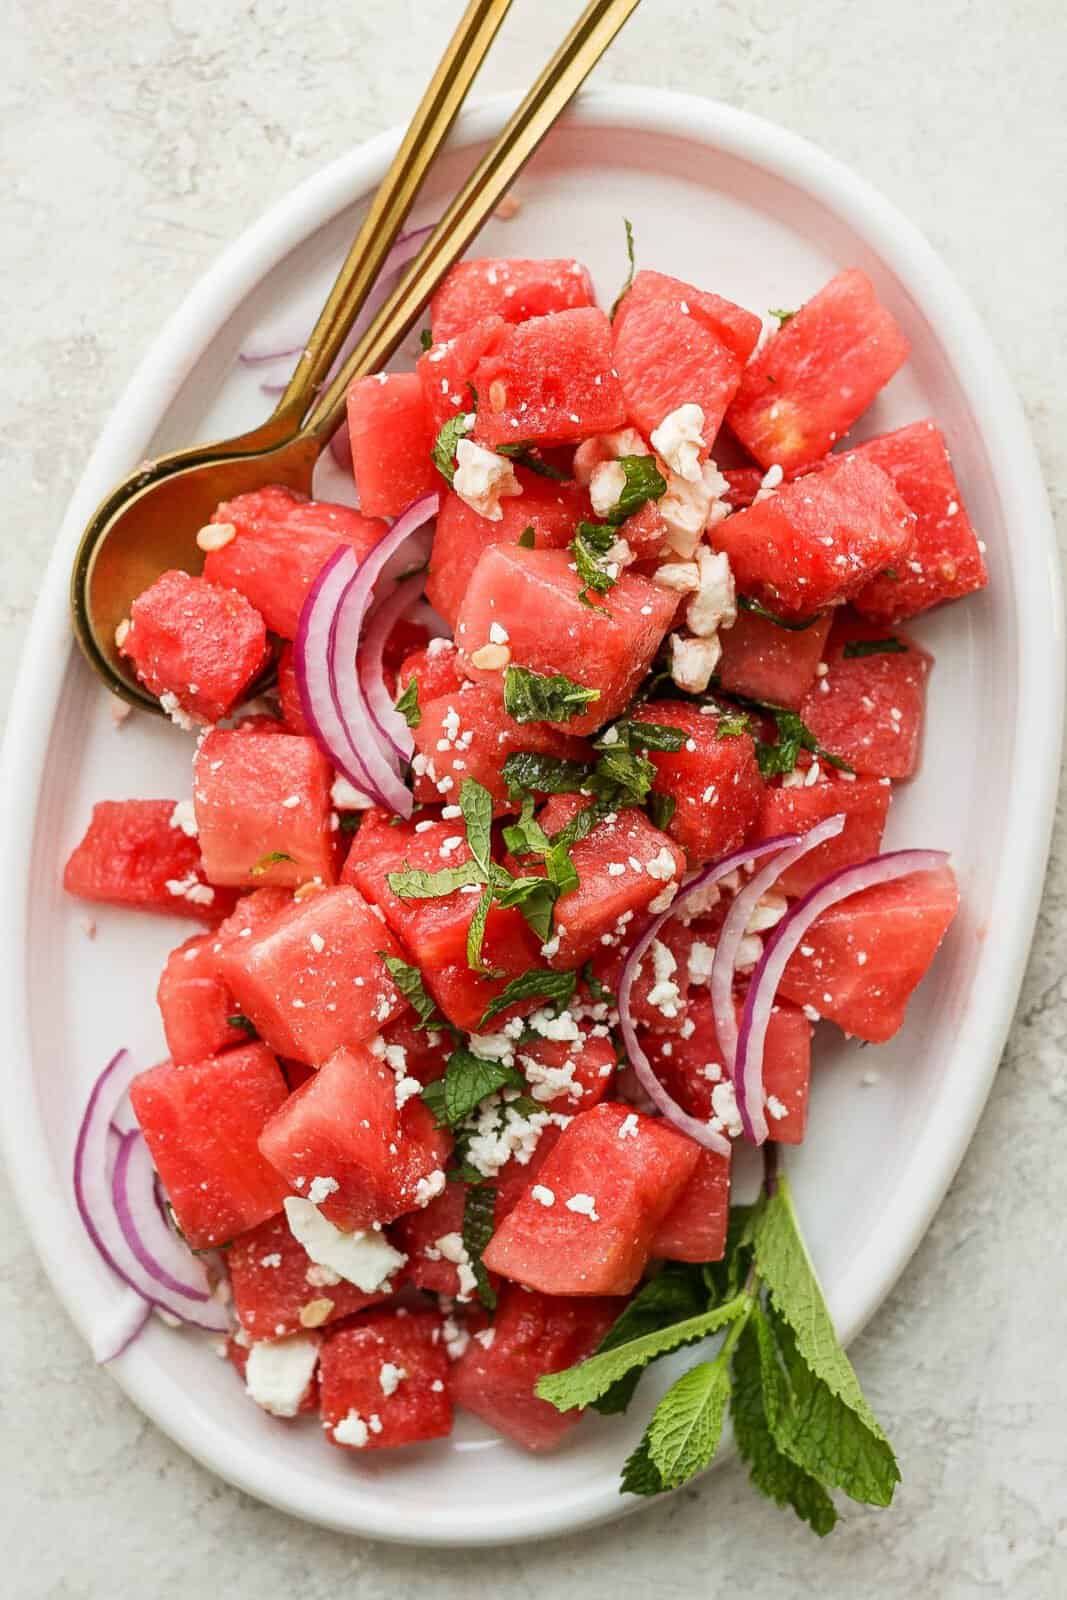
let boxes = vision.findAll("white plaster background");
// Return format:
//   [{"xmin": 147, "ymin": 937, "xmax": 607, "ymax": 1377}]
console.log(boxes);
[{"xmin": 2, "ymin": 2, "xmax": 1066, "ymax": 1595}]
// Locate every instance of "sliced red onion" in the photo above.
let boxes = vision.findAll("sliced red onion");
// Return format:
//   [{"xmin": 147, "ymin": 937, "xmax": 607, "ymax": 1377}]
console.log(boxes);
[
  {"xmin": 736, "ymin": 848, "xmax": 951, "ymax": 1145},
  {"xmin": 616, "ymin": 837, "xmax": 802, "ymax": 1156},
  {"xmin": 297, "ymin": 493, "xmax": 438, "ymax": 818},
  {"xmin": 73, "ymin": 1050, "xmax": 230, "ymax": 1345},
  {"xmin": 93, "ymin": 1293, "xmax": 153, "ymax": 1365},
  {"xmin": 710, "ymin": 814, "xmax": 846, "ymax": 1076},
  {"xmin": 112, "ymin": 1131, "xmax": 213, "ymax": 1302},
  {"xmin": 358, "ymin": 574, "xmax": 425, "ymax": 766}
]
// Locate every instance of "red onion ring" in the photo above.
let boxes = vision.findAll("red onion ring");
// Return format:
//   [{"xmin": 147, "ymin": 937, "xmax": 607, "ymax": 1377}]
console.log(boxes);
[
  {"xmin": 358, "ymin": 574, "xmax": 425, "ymax": 767},
  {"xmin": 736, "ymin": 848, "xmax": 951, "ymax": 1145},
  {"xmin": 617, "ymin": 837, "xmax": 801, "ymax": 1156},
  {"xmin": 710, "ymin": 814, "xmax": 846, "ymax": 1076},
  {"xmin": 294, "ymin": 551, "xmax": 383, "ymax": 804},
  {"xmin": 112, "ymin": 1130, "xmax": 213, "ymax": 1302}
]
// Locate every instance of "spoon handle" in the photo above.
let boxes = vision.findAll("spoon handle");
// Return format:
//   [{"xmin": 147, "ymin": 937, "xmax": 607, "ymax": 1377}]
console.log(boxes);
[
  {"xmin": 301, "ymin": 0, "xmax": 641, "ymax": 446},
  {"xmin": 269, "ymin": 0, "xmax": 513, "ymax": 432}
]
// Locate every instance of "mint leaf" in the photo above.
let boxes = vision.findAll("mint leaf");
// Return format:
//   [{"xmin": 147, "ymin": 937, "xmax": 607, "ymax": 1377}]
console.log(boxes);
[
  {"xmin": 647, "ymin": 791, "xmax": 676, "ymax": 832},
  {"xmin": 379, "ymin": 954, "xmax": 440, "ymax": 1029},
  {"xmin": 646, "ymin": 1357, "xmax": 734, "ymax": 1491},
  {"xmin": 602, "ymin": 718, "xmax": 688, "ymax": 754},
  {"xmin": 462, "ymin": 1182, "xmax": 498, "ymax": 1311},
  {"xmin": 737, "ymin": 595, "xmax": 822, "ymax": 632},
  {"xmin": 226, "ymin": 1013, "xmax": 257, "ymax": 1038},
  {"xmin": 504, "ymin": 665, "xmax": 600, "ymax": 725},
  {"xmin": 768, "ymin": 308, "xmax": 795, "ymax": 326},
  {"xmin": 517, "ymin": 524, "xmax": 536, "ymax": 549},
  {"xmin": 427, "ymin": 1046, "xmax": 524, "ymax": 1128},
  {"xmin": 465, "ymin": 884, "xmax": 496, "ymax": 973},
  {"xmin": 479, "ymin": 967, "xmax": 576, "ymax": 1026},
  {"xmin": 842, "ymin": 636, "xmax": 908, "ymax": 659},
  {"xmin": 431, "ymin": 410, "xmax": 475, "ymax": 486},
  {"xmin": 501, "ymin": 750, "xmax": 592, "ymax": 801},
  {"xmin": 394, "ymin": 677, "xmax": 421, "ymax": 729},
  {"xmin": 588, "ymin": 743, "xmax": 656, "ymax": 809},
  {"xmin": 419, "ymin": 327, "xmax": 434, "ymax": 351},
  {"xmin": 611, "ymin": 455, "xmax": 667, "ymax": 523},
  {"xmin": 250, "ymin": 850, "xmax": 294, "ymax": 876},
  {"xmin": 587, "ymin": 1263, "xmax": 708, "ymax": 1415},
  {"xmin": 459, "ymin": 778, "xmax": 494, "ymax": 878},
  {"xmin": 731, "ymin": 1310, "xmax": 838, "ymax": 1536},
  {"xmin": 572, "ymin": 520, "xmax": 618, "ymax": 606},
  {"xmin": 610, "ymin": 217, "xmax": 636, "ymax": 319},
  {"xmin": 620, "ymin": 1436, "xmax": 664, "ymax": 1496},
  {"xmin": 501, "ymin": 796, "xmax": 551, "ymax": 858},
  {"xmin": 536, "ymin": 1296, "xmax": 746, "ymax": 1414},
  {"xmin": 387, "ymin": 859, "xmax": 485, "ymax": 899},
  {"xmin": 754, "ymin": 707, "xmax": 853, "ymax": 780},
  {"xmin": 495, "ymin": 442, "xmax": 568, "ymax": 481}
]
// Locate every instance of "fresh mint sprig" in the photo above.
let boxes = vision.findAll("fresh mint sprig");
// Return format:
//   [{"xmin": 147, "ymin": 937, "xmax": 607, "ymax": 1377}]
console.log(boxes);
[{"xmin": 503, "ymin": 665, "xmax": 601, "ymax": 725}]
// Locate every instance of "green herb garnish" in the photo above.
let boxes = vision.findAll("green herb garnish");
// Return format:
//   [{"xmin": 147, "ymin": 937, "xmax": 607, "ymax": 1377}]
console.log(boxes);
[
  {"xmin": 754, "ymin": 707, "xmax": 853, "ymax": 780},
  {"xmin": 495, "ymin": 442, "xmax": 568, "ymax": 481},
  {"xmin": 479, "ymin": 967, "xmax": 577, "ymax": 1027},
  {"xmin": 768, "ymin": 308, "xmax": 796, "ymax": 326},
  {"xmin": 842, "ymin": 636, "xmax": 908, "ymax": 659},
  {"xmin": 394, "ymin": 677, "xmax": 421, "ymax": 729},
  {"xmin": 422, "ymin": 1045, "xmax": 524, "ymax": 1129},
  {"xmin": 737, "ymin": 595, "xmax": 822, "ymax": 632},
  {"xmin": 431, "ymin": 410, "xmax": 476, "ymax": 486},
  {"xmin": 610, "ymin": 217, "xmax": 636, "ymax": 319},
  {"xmin": 504, "ymin": 665, "xmax": 600, "ymax": 725},
  {"xmin": 419, "ymin": 328, "xmax": 434, "ymax": 351},
  {"xmin": 517, "ymin": 524, "xmax": 536, "ymax": 549},
  {"xmin": 250, "ymin": 851, "xmax": 294, "ymax": 876},
  {"xmin": 571, "ymin": 520, "xmax": 619, "ymax": 608},
  {"xmin": 378, "ymin": 954, "xmax": 441, "ymax": 1029},
  {"xmin": 462, "ymin": 1183, "xmax": 499, "ymax": 1311},
  {"xmin": 226, "ymin": 1013, "xmax": 257, "ymax": 1038},
  {"xmin": 647, "ymin": 791, "xmax": 677, "ymax": 832}
]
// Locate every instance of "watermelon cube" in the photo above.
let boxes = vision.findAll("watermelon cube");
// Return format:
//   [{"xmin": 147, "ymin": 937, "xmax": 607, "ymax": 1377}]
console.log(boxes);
[
  {"xmin": 390, "ymin": 1180, "xmax": 468, "ymax": 1298},
  {"xmin": 396, "ymin": 639, "xmax": 466, "ymax": 709},
  {"xmin": 779, "ymin": 864, "xmax": 959, "ymax": 1042},
  {"xmin": 258, "ymin": 1044, "xmax": 451, "ymax": 1230},
  {"xmin": 220, "ymin": 885, "xmax": 408, "ymax": 1063},
  {"xmin": 276, "ymin": 644, "xmax": 309, "ymax": 734},
  {"xmin": 157, "ymin": 934, "xmax": 250, "ymax": 1063},
  {"xmin": 491, "ymin": 1124, "xmax": 563, "ymax": 1223},
  {"xmin": 482, "ymin": 1101, "xmax": 700, "ymax": 1295},
  {"xmin": 455, "ymin": 544, "xmax": 676, "ymax": 735},
  {"xmin": 417, "ymin": 314, "xmax": 505, "ymax": 431},
  {"xmin": 721, "ymin": 467, "xmax": 764, "ymax": 511},
  {"xmin": 64, "ymin": 799, "xmax": 238, "ymax": 923},
  {"xmin": 450, "ymin": 1283, "xmax": 620, "ymax": 1451},
  {"xmin": 798, "ymin": 615, "xmax": 932, "ymax": 779},
  {"xmin": 471, "ymin": 308, "xmax": 626, "ymax": 448},
  {"xmin": 201, "ymin": 485, "xmax": 385, "ymax": 640},
  {"xmin": 533, "ymin": 795, "xmax": 686, "ymax": 968},
  {"xmin": 347, "ymin": 371, "xmax": 437, "ymax": 519},
  {"xmin": 755, "ymin": 766, "xmax": 891, "ymax": 896},
  {"xmin": 120, "ymin": 569, "xmax": 269, "ymax": 725},
  {"xmin": 640, "ymin": 699, "xmax": 764, "ymax": 866},
  {"xmin": 516, "ymin": 1030, "xmax": 617, "ymax": 1114},
  {"xmin": 726, "ymin": 268, "xmax": 910, "ymax": 471},
  {"xmin": 193, "ymin": 728, "xmax": 337, "ymax": 889},
  {"xmin": 228, "ymin": 1211, "xmax": 394, "ymax": 1340},
  {"xmin": 847, "ymin": 421, "xmax": 988, "ymax": 622},
  {"xmin": 716, "ymin": 608, "xmax": 833, "ymax": 710},
  {"xmin": 431, "ymin": 256, "xmax": 596, "ymax": 342},
  {"xmin": 711, "ymin": 454, "xmax": 915, "ymax": 618},
  {"xmin": 411, "ymin": 681, "xmax": 593, "ymax": 814},
  {"xmin": 590, "ymin": 919, "xmax": 701, "ymax": 1036},
  {"xmin": 425, "ymin": 470, "xmax": 589, "ymax": 630},
  {"xmin": 650, "ymin": 1147, "xmax": 731, "ymax": 1263},
  {"xmin": 378, "ymin": 1012, "xmax": 450, "ymax": 1086},
  {"xmin": 319, "ymin": 1311, "xmax": 452, "ymax": 1452},
  {"xmin": 130, "ymin": 1043, "xmax": 290, "ymax": 1248},
  {"xmin": 613, "ymin": 269, "xmax": 760, "ymax": 447}
]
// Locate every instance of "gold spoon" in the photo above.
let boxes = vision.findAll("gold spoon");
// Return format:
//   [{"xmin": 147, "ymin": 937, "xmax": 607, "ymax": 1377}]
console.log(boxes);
[{"xmin": 71, "ymin": 0, "xmax": 641, "ymax": 709}]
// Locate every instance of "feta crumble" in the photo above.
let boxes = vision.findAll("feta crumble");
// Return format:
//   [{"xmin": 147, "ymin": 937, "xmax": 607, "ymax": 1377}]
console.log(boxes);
[
  {"xmin": 283, "ymin": 1197, "xmax": 405, "ymax": 1292},
  {"xmin": 453, "ymin": 437, "xmax": 523, "ymax": 521},
  {"xmin": 245, "ymin": 1336, "xmax": 319, "ymax": 1418},
  {"xmin": 651, "ymin": 403, "xmax": 706, "ymax": 482}
]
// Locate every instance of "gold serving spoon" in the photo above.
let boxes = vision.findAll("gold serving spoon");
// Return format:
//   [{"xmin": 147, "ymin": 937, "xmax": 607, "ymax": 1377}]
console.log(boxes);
[{"xmin": 71, "ymin": 0, "xmax": 641, "ymax": 708}]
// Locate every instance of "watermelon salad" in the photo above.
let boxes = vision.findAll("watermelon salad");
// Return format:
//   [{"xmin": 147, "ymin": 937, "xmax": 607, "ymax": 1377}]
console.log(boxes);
[{"xmin": 65, "ymin": 239, "xmax": 985, "ymax": 1530}]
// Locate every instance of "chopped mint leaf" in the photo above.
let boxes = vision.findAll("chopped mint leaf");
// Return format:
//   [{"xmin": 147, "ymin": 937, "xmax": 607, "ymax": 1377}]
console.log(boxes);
[
  {"xmin": 611, "ymin": 455, "xmax": 667, "ymax": 523},
  {"xmin": 586, "ymin": 1263, "xmax": 708, "ymax": 1415},
  {"xmin": 501, "ymin": 797, "xmax": 551, "ymax": 858},
  {"xmin": 610, "ymin": 217, "xmax": 636, "ymax": 319},
  {"xmin": 425, "ymin": 1045, "xmax": 525, "ymax": 1128},
  {"xmin": 387, "ymin": 859, "xmax": 485, "ymax": 899},
  {"xmin": 462, "ymin": 1182, "xmax": 498, "ymax": 1311},
  {"xmin": 458, "ymin": 778, "xmax": 495, "ymax": 879},
  {"xmin": 504, "ymin": 664, "xmax": 600, "ymax": 725},
  {"xmin": 602, "ymin": 718, "xmax": 687, "ymax": 754},
  {"xmin": 571, "ymin": 520, "xmax": 619, "ymax": 607},
  {"xmin": 394, "ymin": 677, "xmax": 421, "ymax": 729},
  {"xmin": 737, "ymin": 595, "xmax": 822, "ymax": 632},
  {"xmin": 842, "ymin": 636, "xmax": 908, "ymax": 659},
  {"xmin": 250, "ymin": 851, "xmax": 294, "ymax": 876},
  {"xmin": 465, "ymin": 883, "xmax": 497, "ymax": 974},
  {"xmin": 337, "ymin": 811, "xmax": 363, "ymax": 834},
  {"xmin": 588, "ymin": 743, "xmax": 657, "ymax": 809},
  {"xmin": 226, "ymin": 1013, "xmax": 257, "ymax": 1038},
  {"xmin": 580, "ymin": 959, "xmax": 612, "ymax": 1004},
  {"xmin": 495, "ymin": 442, "xmax": 568, "ymax": 481},
  {"xmin": 479, "ymin": 967, "xmax": 577, "ymax": 1026},
  {"xmin": 751, "ymin": 706, "xmax": 853, "ymax": 780},
  {"xmin": 419, "ymin": 327, "xmax": 434, "ymax": 351},
  {"xmin": 431, "ymin": 410, "xmax": 476, "ymax": 486},
  {"xmin": 714, "ymin": 708, "xmax": 753, "ymax": 738},
  {"xmin": 493, "ymin": 874, "xmax": 559, "ymax": 942},
  {"xmin": 517, "ymin": 524, "xmax": 536, "ymax": 549},
  {"xmin": 501, "ymin": 750, "xmax": 592, "ymax": 800},
  {"xmin": 647, "ymin": 791, "xmax": 677, "ymax": 832},
  {"xmin": 768, "ymin": 308, "xmax": 795, "ymax": 326},
  {"xmin": 882, "ymin": 567, "xmax": 900, "ymax": 582},
  {"xmin": 379, "ymin": 954, "xmax": 441, "ymax": 1029}
]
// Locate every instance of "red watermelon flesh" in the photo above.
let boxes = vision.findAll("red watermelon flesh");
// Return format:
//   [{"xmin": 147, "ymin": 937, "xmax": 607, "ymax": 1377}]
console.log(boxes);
[
  {"xmin": 617, "ymin": 269, "xmax": 762, "ymax": 364},
  {"xmin": 430, "ymin": 256, "xmax": 596, "ymax": 342},
  {"xmin": 726, "ymin": 268, "xmax": 910, "ymax": 471},
  {"xmin": 276, "ymin": 643, "xmax": 309, "ymax": 734},
  {"xmin": 396, "ymin": 639, "xmax": 466, "ymax": 708},
  {"xmin": 516, "ymin": 1031, "xmax": 617, "ymax": 1115},
  {"xmin": 425, "ymin": 469, "xmax": 588, "ymax": 630},
  {"xmin": 390, "ymin": 1180, "xmax": 468, "ymax": 1298},
  {"xmin": 156, "ymin": 934, "xmax": 250, "ymax": 1064},
  {"xmin": 130, "ymin": 1043, "xmax": 290, "ymax": 1248},
  {"xmin": 220, "ymin": 885, "xmax": 407, "ymax": 1063},
  {"xmin": 63, "ymin": 799, "xmax": 238, "ymax": 924},
  {"xmin": 847, "ymin": 420, "xmax": 988, "ymax": 622},
  {"xmin": 532, "ymin": 795, "xmax": 686, "ymax": 968},
  {"xmin": 755, "ymin": 765, "xmax": 891, "ymax": 896},
  {"xmin": 450, "ymin": 1283, "xmax": 620, "ymax": 1452},
  {"xmin": 482, "ymin": 1101, "xmax": 700, "ymax": 1296},
  {"xmin": 411, "ymin": 681, "xmax": 594, "ymax": 813},
  {"xmin": 778, "ymin": 864, "xmax": 959, "ymax": 1042},
  {"xmin": 416, "ymin": 314, "xmax": 506, "ymax": 430},
  {"xmin": 455, "ymin": 544, "xmax": 676, "ymax": 735},
  {"xmin": 228, "ymin": 1211, "xmax": 394, "ymax": 1340},
  {"xmin": 650, "ymin": 1146, "xmax": 731, "ymax": 1263},
  {"xmin": 193, "ymin": 728, "xmax": 337, "ymax": 889},
  {"xmin": 716, "ymin": 608, "xmax": 833, "ymax": 710},
  {"xmin": 378, "ymin": 1012, "xmax": 450, "ymax": 1087},
  {"xmin": 640, "ymin": 699, "xmax": 764, "ymax": 867},
  {"xmin": 319, "ymin": 1311, "xmax": 452, "ymax": 1452},
  {"xmin": 722, "ymin": 467, "xmax": 765, "ymax": 511},
  {"xmin": 711, "ymin": 453, "xmax": 915, "ymax": 618},
  {"xmin": 347, "ymin": 371, "xmax": 438, "ymax": 519},
  {"xmin": 590, "ymin": 918, "xmax": 701, "ymax": 1036},
  {"xmin": 120, "ymin": 569, "xmax": 270, "ymax": 724},
  {"xmin": 258, "ymin": 1044, "xmax": 452, "ymax": 1231},
  {"xmin": 798, "ymin": 615, "xmax": 932, "ymax": 779},
  {"xmin": 202, "ymin": 485, "xmax": 384, "ymax": 640},
  {"xmin": 471, "ymin": 308, "xmax": 626, "ymax": 448}
]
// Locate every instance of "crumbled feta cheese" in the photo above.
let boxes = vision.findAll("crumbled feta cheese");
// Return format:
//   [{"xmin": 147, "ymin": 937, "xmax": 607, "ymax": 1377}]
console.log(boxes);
[
  {"xmin": 753, "ymin": 463, "xmax": 784, "ymax": 503},
  {"xmin": 453, "ymin": 437, "xmax": 522, "ymax": 521},
  {"xmin": 473, "ymin": 1326, "xmax": 496, "ymax": 1350},
  {"xmin": 734, "ymin": 933, "xmax": 763, "ymax": 971},
  {"xmin": 414, "ymin": 1169, "xmax": 447, "ymax": 1207},
  {"xmin": 165, "ymin": 873, "xmax": 215, "ymax": 907},
  {"xmin": 488, "ymin": 620, "xmax": 510, "ymax": 645},
  {"xmin": 589, "ymin": 459, "xmax": 628, "ymax": 517},
  {"xmin": 710, "ymin": 1080, "xmax": 743, "ymax": 1138},
  {"xmin": 565, "ymin": 1192, "xmax": 600, "ymax": 1221},
  {"xmin": 617, "ymin": 1112, "xmax": 639, "ymax": 1139},
  {"xmin": 442, "ymin": 1315, "xmax": 470, "ymax": 1361},
  {"xmin": 527, "ymin": 1007, "xmax": 581, "ymax": 1042},
  {"xmin": 669, "ymin": 631, "xmax": 722, "ymax": 694},
  {"xmin": 158, "ymin": 690, "xmax": 195, "ymax": 731},
  {"xmin": 686, "ymin": 547, "xmax": 736, "ymax": 638},
  {"xmin": 308, "ymin": 931, "xmax": 326, "ymax": 955},
  {"xmin": 651, "ymin": 403, "xmax": 706, "ymax": 482},
  {"xmin": 283, "ymin": 1197, "xmax": 405, "ymax": 1291},
  {"xmin": 379, "ymin": 1361, "xmax": 406, "ymax": 1396},
  {"xmin": 530, "ymin": 1184, "xmax": 556, "ymax": 1207},
  {"xmin": 305, "ymin": 1262, "xmax": 341, "ymax": 1289},
  {"xmin": 245, "ymin": 1336, "xmax": 319, "ymax": 1418},
  {"xmin": 653, "ymin": 559, "xmax": 701, "ymax": 593},
  {"xmin": 658, "ymin": 460, "xmax": 730, "ymax": 556},
  {"xmin": 745, "ymin": 892, "xmax": 788, "ymax": 935},
  {"xmin": 168, "ymin": 799, "xmax": 198, "ymax": 837},
  {"xmin": 766, "ymin": 1094, "xmax": 788, "ymax": 1121},
  {"xmin": 572, "ymin": 427, "xmax": 648, "ymax": 486},
  {"xmin": 520, "ymin": 1050, "xmax": 581, "ymax": 1104},
  {"xmin": 687, "ymin": 939, "xmax": 716, "ymax": 983},
  {"xmin": 462, "ymin": 1096, "xmax": 554, "ymax": 1178},
  {"xmin": 645, "ymin": 847, "xmax": 679, "ymax": 882},
  {"xmin": 333, "ymin": 1409, "xmax": 369, "ymax": 1448}
]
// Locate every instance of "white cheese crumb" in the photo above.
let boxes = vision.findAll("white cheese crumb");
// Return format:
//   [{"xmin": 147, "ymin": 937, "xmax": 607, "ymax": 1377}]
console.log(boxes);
[
  {"xmin": 530, "ymin": 1184, "xmax": 556, "ymax": 1207},
  {"xmin": 686, "ymin": 547, "xmax": 736, "ymax": 638},
  {"xmin": 617, "ymin": 1112, "xmax": 639, "ymax": 1139},
  {"xmin": 645, "ymin": 847, "xmax": 678, "ymax": 882},
  {"xmin": 710, "ymin": 1080, "xmax": 743, "ymax": 1138},
  {"xmin": 168, "ymin": 799, "xmax": 198, "ymax": 837},
  {"xmin": 669, "ymin": 631, "xmax": 722, "ymax": 694},
  {"xmin": 565, "ymin": 1192, "xmax": 600, "ymax": 1221},
  {"xmin": 165, "ymin": 873, "xmax": 215, "ymax": 907},
  {"xmin": 159, "ymin": 690, "xmax": 195, "ymax": 732},
  {"xmin": 333, "ymin": 1409, "xmax": 369, "ymax": 1448},
  {"xmin": 651, "ymin": 403, "xmax": 706, "ymax": 482},
  {"xmin": 283, "ymin": 1197, "xmax": 405, "ymax": 1292},
  {"xmin": 245, "ymin": 1336, "xmax": 319, "ymax": 1418},
  {"xmin": 453, "ymin": 437, "xmax": 523, "ymax": 521},
  {"xmin": 488, "ymin": 621, "xmax": 510, "ymax": 645}
]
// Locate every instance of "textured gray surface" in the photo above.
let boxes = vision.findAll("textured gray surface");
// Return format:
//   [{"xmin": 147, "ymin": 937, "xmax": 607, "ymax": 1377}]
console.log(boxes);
[{"xmin": 3, "ymin": 1, "xmax": 1066, "ymax": 1594}]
